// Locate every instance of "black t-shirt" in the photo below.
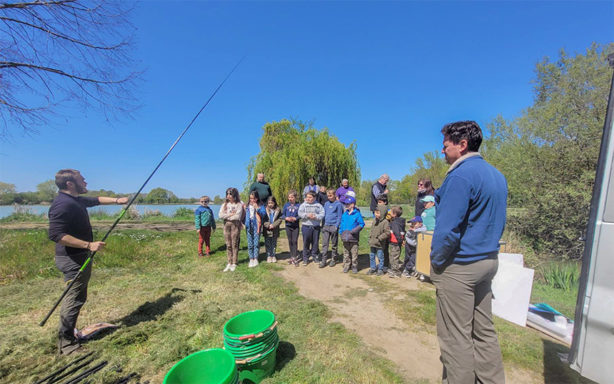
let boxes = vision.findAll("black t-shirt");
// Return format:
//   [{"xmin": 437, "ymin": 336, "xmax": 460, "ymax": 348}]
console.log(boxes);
[{"xmin": 48, "ymin": 192, "xmax": 99, "ymax": 257}]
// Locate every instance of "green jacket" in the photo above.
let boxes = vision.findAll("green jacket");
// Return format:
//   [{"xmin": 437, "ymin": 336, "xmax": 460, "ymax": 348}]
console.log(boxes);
[
  {"xmin": 369, "ymin": 205, "xmax": 390, "ymax": 248},
  {"xmin": 195, "ymin": 206, "xmax": 216, "ymax": 230}
]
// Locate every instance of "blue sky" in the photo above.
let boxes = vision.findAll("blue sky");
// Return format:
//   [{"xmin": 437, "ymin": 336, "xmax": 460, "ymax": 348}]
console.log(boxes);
[{"xmin": 1, "ymin": 1, "xmax": 613, "ymax": 199}]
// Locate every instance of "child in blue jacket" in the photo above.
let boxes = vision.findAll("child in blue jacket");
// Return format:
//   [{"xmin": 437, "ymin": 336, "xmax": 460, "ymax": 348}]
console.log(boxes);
[
  {"xmin": 339, "ymin": 195, "xmax": 365, "ymax": 273},
  {"xmin": 195, "ymin": 196, "xmax": 216, "ymax": 257}
]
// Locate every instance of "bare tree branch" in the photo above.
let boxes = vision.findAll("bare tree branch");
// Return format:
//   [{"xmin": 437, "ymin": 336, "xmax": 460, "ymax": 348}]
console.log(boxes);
[{"xmin": 0, "ymin": 0, "xmax": 140, "ymax": 137}]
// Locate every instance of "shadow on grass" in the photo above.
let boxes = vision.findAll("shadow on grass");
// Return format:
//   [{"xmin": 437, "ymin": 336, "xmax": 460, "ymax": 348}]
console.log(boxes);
[
  {"xmin": 542, "ymin": 339, "xmax": 595, "ymax": 384},
  {"xmin": 114, "ymin": 288, "xmax": 202, "ymax": 328},
  {"xmin": 275, "ymin": 341, "xmax": 296, "ymax": 372}
]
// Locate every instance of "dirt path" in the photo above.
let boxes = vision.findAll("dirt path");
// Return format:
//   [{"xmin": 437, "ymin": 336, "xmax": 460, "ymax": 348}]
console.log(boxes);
[
  {"xmin": 275, "ymin": 237, "xmax": 441, "ymax": 383},
  {"xmin": 274, "ymin": 237, "xmax": 541, "ymax": 384}
]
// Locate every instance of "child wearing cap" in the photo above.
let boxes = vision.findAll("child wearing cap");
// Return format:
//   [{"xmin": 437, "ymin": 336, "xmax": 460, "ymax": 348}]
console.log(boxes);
[
  {"xmin": 421, "ymin": 195, "xmax": 436, "ymax": 231},
  {"xmin": 339, "ymin": 195, "xmax": 365, "ymax": 273},
  {"xmin": 402, "ymin": 215, "xmax": 427, "ymax": 277},
  {"xmin": 195, "ymin": 195, "xmax": 216, "ymax": 257}
]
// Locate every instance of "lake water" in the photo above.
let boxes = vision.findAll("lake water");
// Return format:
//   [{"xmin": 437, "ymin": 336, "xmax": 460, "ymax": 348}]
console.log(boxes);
[{"xmin": 0, "ymin": 204, "xmax": 222, "ymax": 219}]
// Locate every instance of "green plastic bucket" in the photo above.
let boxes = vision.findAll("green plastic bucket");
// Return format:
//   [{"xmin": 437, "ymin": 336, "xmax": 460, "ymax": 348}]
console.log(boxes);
[
  {"xmin": 237, "ymin": 342, "xmax": 278, "ymax": 384},
  {"xmin": 223, "ymin": 310, "xmax": 275, "ymax": 340},
  {"xmin": 163, "ymin": 348, "xmax": 238, "ymax": 384}
]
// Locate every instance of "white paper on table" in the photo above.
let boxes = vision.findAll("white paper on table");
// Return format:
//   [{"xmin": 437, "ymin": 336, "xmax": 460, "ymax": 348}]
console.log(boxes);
[{"xmin": 492, "ymin": 260, "xmax": 534, "ymax": 326}]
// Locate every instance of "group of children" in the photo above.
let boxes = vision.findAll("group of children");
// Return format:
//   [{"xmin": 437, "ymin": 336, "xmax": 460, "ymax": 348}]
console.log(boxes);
[{"xmin": 194, "ymin": 184, "xmax": 437, "ymax": 277}]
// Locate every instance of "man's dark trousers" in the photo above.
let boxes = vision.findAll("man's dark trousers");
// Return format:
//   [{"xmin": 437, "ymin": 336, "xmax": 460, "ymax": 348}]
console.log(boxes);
[{"xmin": 56, "ymin": 254, "xmax": 92, "ymax": 352}]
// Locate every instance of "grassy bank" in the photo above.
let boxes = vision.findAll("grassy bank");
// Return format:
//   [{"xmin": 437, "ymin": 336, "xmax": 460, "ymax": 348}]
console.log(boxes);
[
  {"xmin": 0, "ymin": 228, "xmax": 404, "ymax": 384},
  {"xmin": 0, "ymin": 225, "xmax": 591, "ymax": 383}
]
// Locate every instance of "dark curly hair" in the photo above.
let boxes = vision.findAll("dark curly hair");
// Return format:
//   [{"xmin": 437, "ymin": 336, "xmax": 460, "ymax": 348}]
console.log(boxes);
[{"xmin": 441, "ymin": 120, "xmax": 483, "ymax": 152}]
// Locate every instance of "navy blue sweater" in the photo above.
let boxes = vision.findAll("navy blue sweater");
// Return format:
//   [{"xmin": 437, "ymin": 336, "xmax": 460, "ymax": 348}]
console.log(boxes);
[{"xmin": 430, "ymin": 155, "xmax": 508, "ymax": 267}]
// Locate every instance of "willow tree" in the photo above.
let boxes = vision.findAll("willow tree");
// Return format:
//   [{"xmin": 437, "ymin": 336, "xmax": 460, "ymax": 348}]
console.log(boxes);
[{"xmin": 247, "ymin": 119, "xmax": 360, "ymax": 201}]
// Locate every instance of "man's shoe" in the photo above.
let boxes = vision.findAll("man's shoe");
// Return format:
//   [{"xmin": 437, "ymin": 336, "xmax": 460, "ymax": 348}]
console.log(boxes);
[
  {"xmin": 329, "ymin": 259, "xmax": 336, "ymax": 267},
  {"xmin": 366, "ymin": 269, "xmax": 376, "ymax": 275},
  {"xmin": 352, "ymin": 267, "xmax": 358, "ymax": 274},
  {"xmin": 343, "ymin": 266, "xmax": 350, "ymax": 273},
  {"xmin": 376, "ymin": 270, "xmax": 384, "ymax": 276},
  {"xmin": 319, "ymin": 260, "xmax": 327, "ymax": 268},
  {"xmin": 223, "ymin": 264, "xmax": 231, "ymax": 272}
]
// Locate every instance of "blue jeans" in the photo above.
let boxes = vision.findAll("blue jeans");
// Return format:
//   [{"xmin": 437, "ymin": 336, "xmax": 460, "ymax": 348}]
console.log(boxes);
[
  {"xmin": 265, "ymin": 236, "xmax": 277, "ymax": 257},
  {"xmin": 370, "ymin": 247, "xmax": 384, "ymax": 271},
  {"xmin": 247, "ymin": 229, "xmax": 260, "ymax": 260}
]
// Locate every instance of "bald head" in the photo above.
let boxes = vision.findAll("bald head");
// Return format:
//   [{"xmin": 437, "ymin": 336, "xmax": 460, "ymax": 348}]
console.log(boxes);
[{"xmin": 257, "ymin": 173, "xmax": 265, "ymax": 182}]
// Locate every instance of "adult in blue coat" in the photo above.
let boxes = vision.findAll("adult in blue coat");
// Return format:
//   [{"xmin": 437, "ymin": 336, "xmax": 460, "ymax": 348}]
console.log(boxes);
[{"xmin": 430, "ymin": 121, "xmax": 507, "ymax": 384}]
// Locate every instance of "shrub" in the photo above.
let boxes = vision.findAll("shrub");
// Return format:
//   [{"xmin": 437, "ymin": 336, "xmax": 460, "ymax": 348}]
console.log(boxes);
[{"xmin": 173, "ymin": 207, "xmax": 194, "ymax": 218}]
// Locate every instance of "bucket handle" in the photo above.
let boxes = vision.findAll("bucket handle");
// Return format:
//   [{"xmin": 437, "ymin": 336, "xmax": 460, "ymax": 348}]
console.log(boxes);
[
  {"xmin": 234, "ymin": 342, "xmax": 277, "ymax": 365},
  {"xmin": 237, "ymin": 321, "xmax": 278, "ymax": 341}
]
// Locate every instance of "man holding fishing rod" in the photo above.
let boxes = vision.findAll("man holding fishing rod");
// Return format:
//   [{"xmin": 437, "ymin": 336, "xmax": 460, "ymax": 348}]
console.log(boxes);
[{"xmin": 48, "ymin": 169, "xmax": 128, "ymax": 355}]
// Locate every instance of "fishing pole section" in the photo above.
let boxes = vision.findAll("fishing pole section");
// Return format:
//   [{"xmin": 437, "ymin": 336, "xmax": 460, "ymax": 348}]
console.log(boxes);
[{"xmin": 39, "ymin": 58, "xmax": 245, "ymax": 327}]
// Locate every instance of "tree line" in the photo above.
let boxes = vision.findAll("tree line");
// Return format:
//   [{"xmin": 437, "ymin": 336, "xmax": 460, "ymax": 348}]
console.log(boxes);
[{"xmin": 0, "ymin": 182, "xmax": 225, "ymax": 205}]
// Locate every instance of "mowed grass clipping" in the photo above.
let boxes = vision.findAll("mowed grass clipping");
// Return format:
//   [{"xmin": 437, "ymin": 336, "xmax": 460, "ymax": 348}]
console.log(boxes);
[{"xmin": 0, "ymin": 228, "xmax": 404, "ymax": 384}]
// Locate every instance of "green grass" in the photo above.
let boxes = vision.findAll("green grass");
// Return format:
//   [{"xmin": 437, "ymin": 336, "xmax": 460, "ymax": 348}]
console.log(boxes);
[{"xmin": 0, "ymin": 229, "xmax": 404, "ymax": 383}]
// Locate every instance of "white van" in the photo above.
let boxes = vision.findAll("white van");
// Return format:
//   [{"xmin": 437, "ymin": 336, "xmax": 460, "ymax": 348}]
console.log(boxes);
[{"xmin": 568, "ymin": 53, "xmax": 614, "ymax": 383}]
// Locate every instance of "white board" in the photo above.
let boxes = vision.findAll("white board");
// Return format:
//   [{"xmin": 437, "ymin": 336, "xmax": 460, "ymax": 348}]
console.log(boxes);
[{"xmin": 492, "ymin": 260, "xmax": 534, "ymax": 326}]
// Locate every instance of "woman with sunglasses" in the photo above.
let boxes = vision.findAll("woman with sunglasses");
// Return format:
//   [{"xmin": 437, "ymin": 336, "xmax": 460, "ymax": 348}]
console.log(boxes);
[{"xmin": 415, "ymin": 178, "xmax": 435, "ymax": 217}]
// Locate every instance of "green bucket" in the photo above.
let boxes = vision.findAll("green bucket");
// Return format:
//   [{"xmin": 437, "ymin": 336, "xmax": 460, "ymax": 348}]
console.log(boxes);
[
  {"xmin": 237, "ymin": 342, "xmax": 278, "ymax": 384},
  {"xmin": 163, "ymin": 348, "xmax": 239, "ymax": 384},
  {"xmin": 223, "ymin": 310, "xmax": 276, "ymax": 340}
]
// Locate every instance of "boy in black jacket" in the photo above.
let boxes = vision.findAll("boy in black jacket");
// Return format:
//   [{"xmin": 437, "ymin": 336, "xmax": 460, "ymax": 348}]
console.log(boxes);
[{"xmin": 388, "ymin": 206, "xmax": 406, "ymax": 278}]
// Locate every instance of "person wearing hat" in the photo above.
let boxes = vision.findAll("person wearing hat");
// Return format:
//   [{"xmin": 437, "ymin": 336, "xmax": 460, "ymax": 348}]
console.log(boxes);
[
  {"xmin": 338, "ymin": 195, "xmax": 365, "ymax": 273},
  {"xmin": 402, "ymin": 215, "xmax": 427, "ymax": 277},
  {"xmin": 430, "ymin": 120, "xmax": 507, "ymax": 384},
  {"xmin": 420, "ymin": 195, "xmax": 436, "ymax": 231}
]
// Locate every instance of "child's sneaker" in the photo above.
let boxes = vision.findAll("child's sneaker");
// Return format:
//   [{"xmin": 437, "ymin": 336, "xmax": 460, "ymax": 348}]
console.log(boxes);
[
  {"xmin": 248, "ymin": 259, "xmax": 254, "ymax": 268},
  {"xmin": 376, "ymin": 270, "xmax": 384, "ymax": 276},
  {"xmin": 319, "ymin": 260, "xmax": 327, "ymax": 268},
  {"xmin": 253, "ymin": 259, "xmax": 259, "ymax": 267},
  {"xmin": 401, "ymin": 270, "xmax": 411, "ymax": 278},
  {"xmin": 351, "ymin": 267, "xmax": 358, "ymax": 274},
  {"xmin": 266, "ymin": 257, "xmax": 271, "ymax": 263},
  {"xmin": 271, "ymin": 257, "xmax": 277, "ymax": 263},
  {"xmin": 223, "ymin": 264, "xmax": 231, "ymax": 272},
  {"xmin": 198, "ymin": 253, "xmax": 204, "ymax": 258},
  {"xmin": 329, "ymin": 259, "xmax": 336, "ymax": 267},
  {"xmin": 343, "ymin": 266, "xmax": 350, "ymax": 273},
  {"xmin": 302, "ymin": 260, "xmax": 309, "ymax": 266},
  {"xmin": 366, "ymin": 269, "xmax": 376, "ymax": 275},
  {"xmin": 230, "ymin": 264, "xmax": 236, "ymax": 272}
]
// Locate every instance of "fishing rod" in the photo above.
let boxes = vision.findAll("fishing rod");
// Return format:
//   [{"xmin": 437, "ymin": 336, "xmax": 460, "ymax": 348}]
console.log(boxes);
[
  {"xmin": 40, "ymin": 58, "xmax": 245, "ymax": 327},
  {"xmin": 34, "ymin": 352, "xmax": 95, "ymax": 384}
]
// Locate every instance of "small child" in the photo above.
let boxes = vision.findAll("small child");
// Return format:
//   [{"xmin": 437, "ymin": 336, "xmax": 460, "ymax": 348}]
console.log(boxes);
[
  {"xmin": 298, "ymin": 191, "xmax": 325, "ymax": 265},
  {"xmin": 263, "ymin": 196, "xmax": 282, "ymax": 263},
  {"xmin": 316, "ymin": 185, "xmax": 328, "ymax": 206},
  {"xmin": 421, "ymin": 195, "xmax": 436, "ymax": 231},
  {"xmin": 367, "ymin": 205, "xmax": 390, "ymax": 275},
  {"xmin": 245, "ymin": 191, "xmax": 264, "ymax": 268},
  {"xmin": 195, "ymin": 196, "xmax": 216, "ymax": 257},
  {"xmin": 282, "ymin": 190, "xmax": 301, "ymax": 266},
  {"xmin": 377, "ymin": 195, "xmax": 391, "ymax": 271},
  {"xmin": 402, "ymin": 216, "xmax": 427, "ymax": 277},
  {"xmin": 388, "ymin": 206, "xmax": 406, "ymax": 278},
  {"xmin": 320, "ymin": 189, "xmax": 343, "ymax": 268},
  {"xmin": 339, "ymin": 195, "xmax": 365, "ymax": 273}
]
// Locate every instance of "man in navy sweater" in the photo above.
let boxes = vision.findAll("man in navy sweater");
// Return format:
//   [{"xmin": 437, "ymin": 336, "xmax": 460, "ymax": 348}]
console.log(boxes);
[{"xmin": 430, "ymin": 121, "xmax": 507, "ymax": 384}]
